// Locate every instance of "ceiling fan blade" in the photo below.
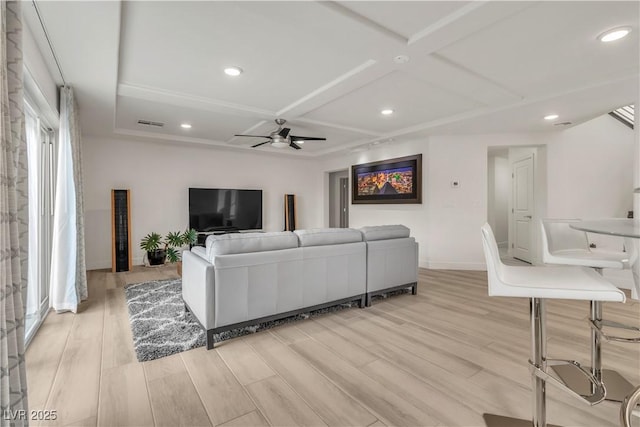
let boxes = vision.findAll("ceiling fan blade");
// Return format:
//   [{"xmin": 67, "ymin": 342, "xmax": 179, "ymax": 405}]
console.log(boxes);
[
  {"xmin": 279, "ymin": 127, "xmax": 291, "ymax": 138},
  {"xmin": 251, "ymin": 141, "xmax": 271, "ymax": 148},
  {"xmin": 290, "ymin": 135, "xmax": 326, "ymax": 141},
  {"xmin": 235, "ymin": 134, "xmax": 272, "ymax": 138},
  {"xmin": 290, "ymin": 142, "xmax": 302, "ymax": 150}
]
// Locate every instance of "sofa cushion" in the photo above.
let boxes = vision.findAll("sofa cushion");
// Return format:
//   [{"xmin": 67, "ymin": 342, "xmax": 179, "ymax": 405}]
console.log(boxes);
[
  {"xmin": 359, "ymin": 225, "xmax": 410, "ymax": 241},
  {"xmin": 206, "ymin": 231, "xmax": 298, "ymax": 258},
  {"xmin": 294, "ymin": 228, "xmax": 362, "ymax": 247}
]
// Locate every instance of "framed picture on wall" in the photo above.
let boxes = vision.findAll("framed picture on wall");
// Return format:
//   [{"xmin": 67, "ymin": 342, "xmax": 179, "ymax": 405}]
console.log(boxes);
[{"xmin": 351, "ymin": 154, "xmax": 422, "ymax": 204}]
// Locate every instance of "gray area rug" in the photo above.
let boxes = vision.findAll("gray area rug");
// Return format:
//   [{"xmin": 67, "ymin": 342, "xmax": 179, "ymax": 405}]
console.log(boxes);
[
  {"xmin": 126, "ymin": 278, "xmax": 398, "ymax": 362},
  {"xmin": 125, "ymin": 279, "xmax": 206, "ymax": 362}
]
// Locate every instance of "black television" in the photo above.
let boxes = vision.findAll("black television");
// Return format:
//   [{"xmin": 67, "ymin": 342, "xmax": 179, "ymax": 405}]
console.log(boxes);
[{"xmin": 189, "ymin": 188, "xmax": 263, "ymax": 232}]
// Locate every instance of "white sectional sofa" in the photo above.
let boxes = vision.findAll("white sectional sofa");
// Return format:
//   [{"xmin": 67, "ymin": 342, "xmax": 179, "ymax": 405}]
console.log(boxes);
[
  {"xmin": 360, "ymin": 225, "xmax": 419, "ymax": 306},
  {"xmin": 182, "ymin": 225, "xmax": 418, "ymax": 349}
]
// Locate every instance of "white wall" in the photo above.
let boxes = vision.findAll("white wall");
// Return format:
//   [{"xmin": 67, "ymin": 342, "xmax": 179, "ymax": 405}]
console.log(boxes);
[
  {"xmin": 547, "ymin": 114, "xmax": 633, "ymax": 253},
  {"xmin": 322, "ymin": 141, "xmax": 430, "ymax": 266},
  {"xmin": 83, "ymin": 137, "xmax": 323, "ymax": 269},
  {"xmin": 547, "ymin": 115, "xmax": 634, "ymax": 220},
  {"xmin": 320, "ymin": 114, "xmax": 634, "ymax": 270}
]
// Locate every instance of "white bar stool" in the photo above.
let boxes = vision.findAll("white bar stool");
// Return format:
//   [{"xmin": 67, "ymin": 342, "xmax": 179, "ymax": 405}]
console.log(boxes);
[
  {"xmin": 481, "ymin": 223, "xmax": 626, "ymax": 427},
  {"xmin": 621, "ymin": 385, "xmax": 640, "ymax": 427},
  {"xmin": 541, "ymin": 218, "xmax": 639, "ymax": 402}
]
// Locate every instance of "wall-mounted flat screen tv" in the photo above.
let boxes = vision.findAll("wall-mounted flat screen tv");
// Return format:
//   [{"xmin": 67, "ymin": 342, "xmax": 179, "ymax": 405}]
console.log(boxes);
[{"xmin": 189, "ymin": 188, "xmax": 263, "ymax": 232}]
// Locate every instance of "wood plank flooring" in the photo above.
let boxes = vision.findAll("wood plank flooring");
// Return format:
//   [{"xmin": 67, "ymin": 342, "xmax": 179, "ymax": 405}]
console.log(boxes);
[{"xmin": 26, "ymin": 266, "xmax": 640, "ymax": 426}]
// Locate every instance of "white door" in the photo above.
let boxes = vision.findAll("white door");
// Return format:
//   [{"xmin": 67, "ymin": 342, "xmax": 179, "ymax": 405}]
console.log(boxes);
[{"xmin": 512, "ymin": 154, "xmax": 534, "ymax": 263}]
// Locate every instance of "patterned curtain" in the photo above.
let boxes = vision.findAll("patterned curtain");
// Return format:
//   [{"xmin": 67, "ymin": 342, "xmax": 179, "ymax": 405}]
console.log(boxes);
[
  {"xmin": 50, "ymin": 86, "xmax": 87, "ymax": 312},
  {"xmin": 68, "ymin": 87, "xmax": 87, "ymax": 305},
  {"xmin": 0, "ymin": 1, "xmax": 29, "ymax": 425}
]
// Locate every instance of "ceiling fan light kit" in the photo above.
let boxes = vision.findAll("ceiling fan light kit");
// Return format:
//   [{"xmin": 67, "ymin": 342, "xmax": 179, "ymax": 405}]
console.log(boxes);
[
  {"xmin": 235, "ymin": 119, "xmax": 326, "ymax": 150},
  {"xmin": 270, "ymin": 137, "xmax": 289, "ymax": 149}
]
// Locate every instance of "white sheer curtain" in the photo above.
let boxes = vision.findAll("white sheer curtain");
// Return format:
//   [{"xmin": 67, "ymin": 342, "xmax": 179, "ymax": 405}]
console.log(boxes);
[{"xmin": 50, "ymin": 86, "xmax": 87, "ymax": 312}]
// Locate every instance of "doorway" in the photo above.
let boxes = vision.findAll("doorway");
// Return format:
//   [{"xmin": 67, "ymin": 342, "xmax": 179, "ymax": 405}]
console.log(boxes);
[
  {"xmin": 512, "ymin": 154, "xmax": 534, "ymax": 263},
  {"xmin": 488, "ymin": 146, "xmax": 546, "ymax": 265},
  {"xmin": 329, "ymin": 170, "xmax": 349, "ymax": 228}
]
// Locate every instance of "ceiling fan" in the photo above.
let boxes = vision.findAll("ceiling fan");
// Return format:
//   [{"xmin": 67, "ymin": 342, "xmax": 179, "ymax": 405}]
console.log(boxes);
[{"xmin": 235, "ymin": 119, "xmax": 326, "ymax": 150}]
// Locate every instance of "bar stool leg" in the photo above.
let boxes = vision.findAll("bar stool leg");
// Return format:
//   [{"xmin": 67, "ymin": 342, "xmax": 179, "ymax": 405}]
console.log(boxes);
[
  {"xmin": 483, "ymin": 299, "xmax": 561, "ymax": 427},
  {"xmin": 531, "ymin": 298, "xmax": 547, "ymax": 427},
  {"xmin": 552, "ymin": 267, "xmax": 635, "ymax": 402},
  {"xmin": 590, "ymin": 300, "xmax": 602, "ymax": 394}
]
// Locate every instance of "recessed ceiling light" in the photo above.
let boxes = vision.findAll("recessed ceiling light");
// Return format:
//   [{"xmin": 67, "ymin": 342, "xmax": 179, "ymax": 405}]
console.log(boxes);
[
  {"xmin": 224, "ymin": 66, "xmax": 243, "ymax": 76},
  {"xmin": 180, "ymin": 123, "xmax": 192, "ymax": 129},
  {"xmin": 544, "ymin": 114, "xmax": 559, "ymax": 121},
  {"xmin": 381, "ymin": 109, "xmax": 394, "ymax": 115},
  {"xmin": 598, "ymin": 27, "xmax": 631, "ymax": 42}
]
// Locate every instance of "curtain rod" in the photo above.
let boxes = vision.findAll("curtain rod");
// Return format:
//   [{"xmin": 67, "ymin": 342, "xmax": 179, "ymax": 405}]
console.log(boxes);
[{"xmin": 31, "ymin": 0, "xmax": 66, "ymax": 86}]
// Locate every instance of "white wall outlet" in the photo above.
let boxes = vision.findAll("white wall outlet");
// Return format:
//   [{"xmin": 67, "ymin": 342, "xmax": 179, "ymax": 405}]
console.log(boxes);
[{"xmin": 451, "ymin": 180, "xmax": 460, "ymax": 188}]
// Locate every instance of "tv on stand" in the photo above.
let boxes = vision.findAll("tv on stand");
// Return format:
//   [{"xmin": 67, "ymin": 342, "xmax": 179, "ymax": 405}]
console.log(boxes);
[{"xmin": 189, "ymin": 188, "xmax": 263, "ymax": 243}]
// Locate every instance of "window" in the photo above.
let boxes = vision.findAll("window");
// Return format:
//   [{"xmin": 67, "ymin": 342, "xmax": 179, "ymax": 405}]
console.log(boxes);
[{"xmin": 24, "ymin": 86, "xmax": 57, "ymax": 345}]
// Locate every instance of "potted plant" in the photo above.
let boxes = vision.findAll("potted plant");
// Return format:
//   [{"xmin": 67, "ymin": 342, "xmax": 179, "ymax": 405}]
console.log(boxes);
[
  {"xmin": 140, "ymin": 229, "xmax": 197, "ymax": 269},
  {"xmin": 140, "ymin": 232, "xmax": 166, "ymax": 266},
  {"xmin": 165, "ymin": 229, "xmax": 197, "ymax": 275}
]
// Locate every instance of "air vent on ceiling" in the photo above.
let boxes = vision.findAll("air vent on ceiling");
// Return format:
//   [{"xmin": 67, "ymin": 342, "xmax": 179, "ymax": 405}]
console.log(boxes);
[
  {"xmin": 137, "ymin": 119, "xmax": 165, "ymax": 127},
  {"xmin": 554, "ymin": 121, "xmax": 572, "ymax": 126}
]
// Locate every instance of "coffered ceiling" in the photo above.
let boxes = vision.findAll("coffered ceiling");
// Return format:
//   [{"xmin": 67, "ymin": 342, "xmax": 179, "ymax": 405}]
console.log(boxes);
[{"xmin": 24, "ymin": 1, "xmax": 639, "ymax": 157}]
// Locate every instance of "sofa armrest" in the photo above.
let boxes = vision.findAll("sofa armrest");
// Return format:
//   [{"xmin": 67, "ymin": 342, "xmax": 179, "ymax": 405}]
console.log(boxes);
[
  {"xmin": 366, "ymin": 237, "xmax": 418, "ymax": 293},
  {"xmin": 182, "ymin": 250, "xmax": 215, "ymax": 330}
]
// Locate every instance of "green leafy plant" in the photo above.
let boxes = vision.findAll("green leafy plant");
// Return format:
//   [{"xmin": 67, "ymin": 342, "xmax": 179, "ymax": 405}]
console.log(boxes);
[
  {"xmin": 140, "ymin": 232, "xmax": 163, "ymax": 252},
  {"xmin": 167, "ymin": 228, "xmax": 198, "ymax": 263},
  {"xmin": 141, "ymin": 229, "xmax": 198, "ymax": 264}
]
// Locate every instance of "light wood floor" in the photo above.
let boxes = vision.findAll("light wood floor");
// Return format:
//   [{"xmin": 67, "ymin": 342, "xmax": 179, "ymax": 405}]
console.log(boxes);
[{"xmin": 26, "ymin": 266, "xmax": 640, "ymax": 427}]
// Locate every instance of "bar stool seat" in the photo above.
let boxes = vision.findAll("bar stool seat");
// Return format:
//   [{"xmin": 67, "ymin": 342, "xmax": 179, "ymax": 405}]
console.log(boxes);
[
  {"xmin": 481, "ymin": 223, "xmax": 625, "ymax": 427},
  {"xmin": 541, "ymin": 218, "xmax": 629, "ymax": 269},
  {"xmin": 544, "ymin": 249, "xmax": 628, "ymax": 268},
  {"xmin": 496, "ymin": 265, "xmax": 628, "ymax": 299}
]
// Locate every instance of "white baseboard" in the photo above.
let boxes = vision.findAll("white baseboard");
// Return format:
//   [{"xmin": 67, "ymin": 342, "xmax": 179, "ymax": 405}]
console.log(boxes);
[
  {"xmin": 426, "ymin": 261, "xmax": 486, "ymax": 271},
  {"xmin": 86, "ymin": 259, "xmax": 111, "ymax": 271},
  {"xmin": 86, "ymin": 257, "xmax": 145, "ymax": 271}
]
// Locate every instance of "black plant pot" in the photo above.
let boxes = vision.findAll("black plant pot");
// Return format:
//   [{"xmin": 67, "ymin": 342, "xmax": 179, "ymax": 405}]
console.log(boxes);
[{"xmin": 147, "ymin": 249, "xmax": 167, "ymax": 266}]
